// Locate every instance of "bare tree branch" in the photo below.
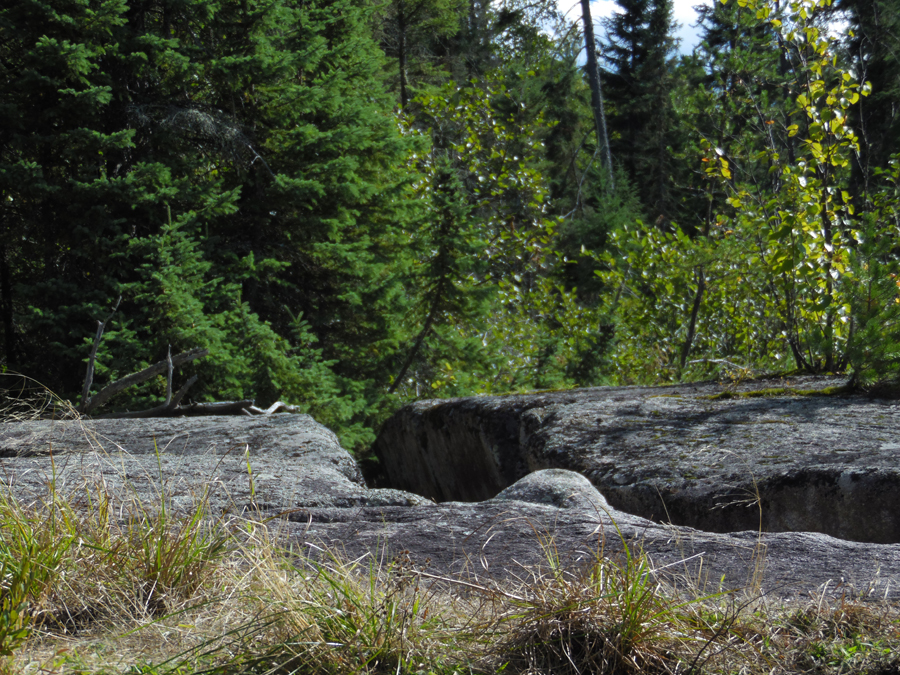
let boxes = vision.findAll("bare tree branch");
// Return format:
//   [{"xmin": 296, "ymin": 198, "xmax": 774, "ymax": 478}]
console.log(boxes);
[
  {"xmin": 84, "ymin": 348, "xmax": 209, "ymax": 414},
  {"xmin": 171, "ymin": 375, "xmax": 198, "ymax": 408},
  {"xmin": 165, "ymin": 346, "xmax": 174, "ymax": 406},
  {"xmin": 96, "ymin": 394, "xmax": 255, "ymax": 419},
  {"xmin": 246, "ymin": 401, "xmax": 303, "ymax": 415},
  {"xmin": 80, "ymin": 328, "xmax": 308, "ymax": 418},
  {"xmin": 176, "ymin": 399, "xmax": 256, "ymax": 416},
  {"xmin": 580, "ymin": 0, "xmax": 614, "ymax": 189},
  {"xmin": 79, "ymin": 296, "xmax": 122, "ymax": 413}
]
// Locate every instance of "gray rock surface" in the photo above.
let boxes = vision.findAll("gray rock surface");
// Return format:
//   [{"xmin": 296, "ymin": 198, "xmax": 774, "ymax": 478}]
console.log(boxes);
[
  {"xmin": 3, "ymin": 412, "xmax": 900, "ymax": 601},
  {"xmin": 275, "ymin": 468, "xmax": 900, "ymax": 602},
  {"xmin": 493, "ymin": 468, "xmax": 611, "ymax": 512},
  {"xmin": 0, "ymin": 415, "xmax": 428, "ymax": 512},
  {"xmin": 372, "ymin": 375, "xmax": 900, "ymax": 543}
]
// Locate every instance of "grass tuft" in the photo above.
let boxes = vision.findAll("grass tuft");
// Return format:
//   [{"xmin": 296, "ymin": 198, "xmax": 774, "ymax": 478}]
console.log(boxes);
[
  {"xmin": 4, "ymin": 477, "xmax": 900, "ymax": 675},
  {"xmin": 0, "ymin": 373, "xmax": 80, "ymax": 422},
  {"xmin": 2, "ymin": 388, "xmax": 900, "ymax": 675},
  {"xmin": 474, "ymin": 528, "xmax": 727, "ymax": 675}
]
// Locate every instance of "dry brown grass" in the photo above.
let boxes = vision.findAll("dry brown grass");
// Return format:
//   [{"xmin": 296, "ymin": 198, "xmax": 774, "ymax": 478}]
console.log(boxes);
[
  {"xmin": 0, "ymin": 374, "xmax": 80, "ymax": 423},
  {"xmin": 2, "ymin": 383, "xmax": 900, "ymax": 675},
  {"xmin": 6, "ymin": 480, "xmax": 900, "ymax": 675}
]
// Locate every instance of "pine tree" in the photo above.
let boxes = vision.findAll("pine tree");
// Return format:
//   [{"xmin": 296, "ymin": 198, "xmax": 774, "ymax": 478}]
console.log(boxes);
[
  {"xmin": 91, "ymin": 207, "xmax": 345, "ymax": 422},
  {"xmin": 839, "ymin": 0, "xmax": 900, "ymax": 202},
  {"xmin": 379, "ymin": 0, "xmax": 465, "ymax": 108},
  {"xmin": 601, "ymin": 0, "xmax": 679, "ymax": 224},
  {"xmin": 0, "ymin": 0, "xmax": 419, "ymax": 448},
  {"xmin": 0, "ymin": 0, "xmax": 147, "ymax": 386},
  {"xmin": 244, "ymin": 0, "xmax": 419, "ymax": 432}
]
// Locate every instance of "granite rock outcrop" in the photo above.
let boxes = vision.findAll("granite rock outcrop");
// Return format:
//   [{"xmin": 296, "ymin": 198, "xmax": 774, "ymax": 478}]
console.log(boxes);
[
  {"xmin": 0, "ymin": 415, "xmax": 427, "ymax": 512},
  {"xmin": 2, "ymin": 409, "xmax": 899, "ymax": 600},
  {"xmin": 372, "ymin": 375, "xmax": 900, "ymax": 544}
]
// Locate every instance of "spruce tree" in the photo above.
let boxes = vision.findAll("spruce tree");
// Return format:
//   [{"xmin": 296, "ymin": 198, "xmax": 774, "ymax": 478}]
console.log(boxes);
[
  {"xmin": 379, "ymin": 0, "xmax": 466, "ymax": 108},
  {"xmin": 839, "ymin": 0, "xmax": 900, "ymax": 202},
  {"xmin": 0, "ymin": 0, "xmax": 418, "ymax": 448},
  {"xmin": 601, "ymin": 0, "xmax": 679, "ymax": 224},
  {"xmin": 0, "ymin": 0, "xmax": 147, "ymax": 386}
]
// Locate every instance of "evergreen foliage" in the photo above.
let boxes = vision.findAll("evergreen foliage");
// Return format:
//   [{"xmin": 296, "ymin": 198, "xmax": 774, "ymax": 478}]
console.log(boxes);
[
  {"xmin": 601, "ymin": 0, "xmax": 680, "ymax": 224},
  {"xmin": 0, "ymin": 0, "xmax": 417, "ymax": 448},
  {"xmin": 378, "ymin": 0, "xmax": 466, "ymax": 108},
  {"xmin": 840, "ymin": 0, "xmax": 900, "ymax": 202},
  {"xmin": 4, "ymin": 0, "xmax": 900, "ymax": 450}
]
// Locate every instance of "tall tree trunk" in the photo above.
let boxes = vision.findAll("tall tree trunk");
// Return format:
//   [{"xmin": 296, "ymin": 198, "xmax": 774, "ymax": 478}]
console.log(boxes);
[
  {"xmin": 0, "ymin": 243, "xmax": 14, "ymax": 367},
  {"xmin": 398, "ymin": 1, "xmax": 409, "ymax": 108},
  {"xmin": 680, "ymin": 268, "xmax": 705, "ymax": 369},
  {"xmin": 820, "ymin": 186, "xmax": 835, "ymax": 372},
  {"xmin": 580, "ymin": 0, "xmax": 614, "ymax": 189},
  {"xmin": 388, "ymin": 280, "xmax": 445, "ymax": 394}
]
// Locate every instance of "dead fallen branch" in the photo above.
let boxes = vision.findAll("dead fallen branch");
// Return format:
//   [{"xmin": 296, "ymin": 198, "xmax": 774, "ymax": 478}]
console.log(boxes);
[
  {"xmin": 79, "ymin": 306, "xmax": 304, "ymax": 418},
  {"xmin": 80, "ymin": 297, "xmax": 121, "ymax": 411},
  {"xmin": 80, "ymin": 347, "xmax": 209, "ymax": 414},
  {"xmin": 245, "ymin": 401, "xmax": 304, "ymax": 415},
  {"xmin": 97, "ymin": 397, "xmax": 255, "ymax": 419},
  {"xmin": 96, "ymin": 399, "xmax": 308, "ymax": 419}
]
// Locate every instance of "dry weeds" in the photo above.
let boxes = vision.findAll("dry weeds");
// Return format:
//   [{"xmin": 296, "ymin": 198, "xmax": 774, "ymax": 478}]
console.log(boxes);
[{"xmin": 1, "ymin": 379, "xmax": 899, "ymax": 675}]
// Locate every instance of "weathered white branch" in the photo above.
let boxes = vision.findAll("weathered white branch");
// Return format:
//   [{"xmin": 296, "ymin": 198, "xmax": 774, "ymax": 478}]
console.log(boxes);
[
  {"xmin": 84, "ymin": 348, "xmax": 209, "ymax": 413},
  {"xmin": 245, "ymin": 401, "xmax": 303, "ymax": 415},
  {"xmin": 164, "ymin": 346, "xmax": 173, "ymax": 406},
  {"xmin": 79, "ymin": 297, "xmax": 121, "ymax": 412}
]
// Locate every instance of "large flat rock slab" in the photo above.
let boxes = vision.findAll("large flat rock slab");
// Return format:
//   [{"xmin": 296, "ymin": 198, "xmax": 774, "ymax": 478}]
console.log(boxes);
[
  {"xmin": 0, "ymin": 415, "xmax": 427, "ymax": 513},
  {"xmin": 271, "ymin": 469, "xmax": 900, "ymax": 602},
  {"xmin": 3, "ymin": 414, "xmax": 900, "ymax": 601},
  {"xmin": 372, "ymin": 375, "xmax": 900, "ymax": 543}
]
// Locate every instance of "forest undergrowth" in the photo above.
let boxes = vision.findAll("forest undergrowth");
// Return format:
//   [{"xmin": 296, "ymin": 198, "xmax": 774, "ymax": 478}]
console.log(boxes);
[{"xmin": 5, "ymin": 0, "xmax": 900, "ymax": 453}]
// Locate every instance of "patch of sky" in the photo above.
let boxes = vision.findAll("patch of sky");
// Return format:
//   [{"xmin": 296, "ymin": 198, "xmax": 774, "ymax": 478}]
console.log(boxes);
[
  {"xmin": 558, "ymin": 0, "xmax": 713, "ymax": 56},
  {"xmin": 558, "ymin": 0, "xmax": 849, "ymax": 59}
]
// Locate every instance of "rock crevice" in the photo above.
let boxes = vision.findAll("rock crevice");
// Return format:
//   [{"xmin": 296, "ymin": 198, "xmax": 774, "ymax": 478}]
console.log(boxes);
[
  {"xmin": 4, "ymin": 403, "xmax": 900, "ymax": 599},
  {"xmin": 373, "ymin": 376, "xmax": 900, "ymax": 544}
]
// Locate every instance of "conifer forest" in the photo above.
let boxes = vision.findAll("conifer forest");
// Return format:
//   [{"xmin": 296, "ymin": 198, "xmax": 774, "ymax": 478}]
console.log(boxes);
[{"xmin": 1, "ymin": 0, "xmax": 899, "ymax": 450}]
